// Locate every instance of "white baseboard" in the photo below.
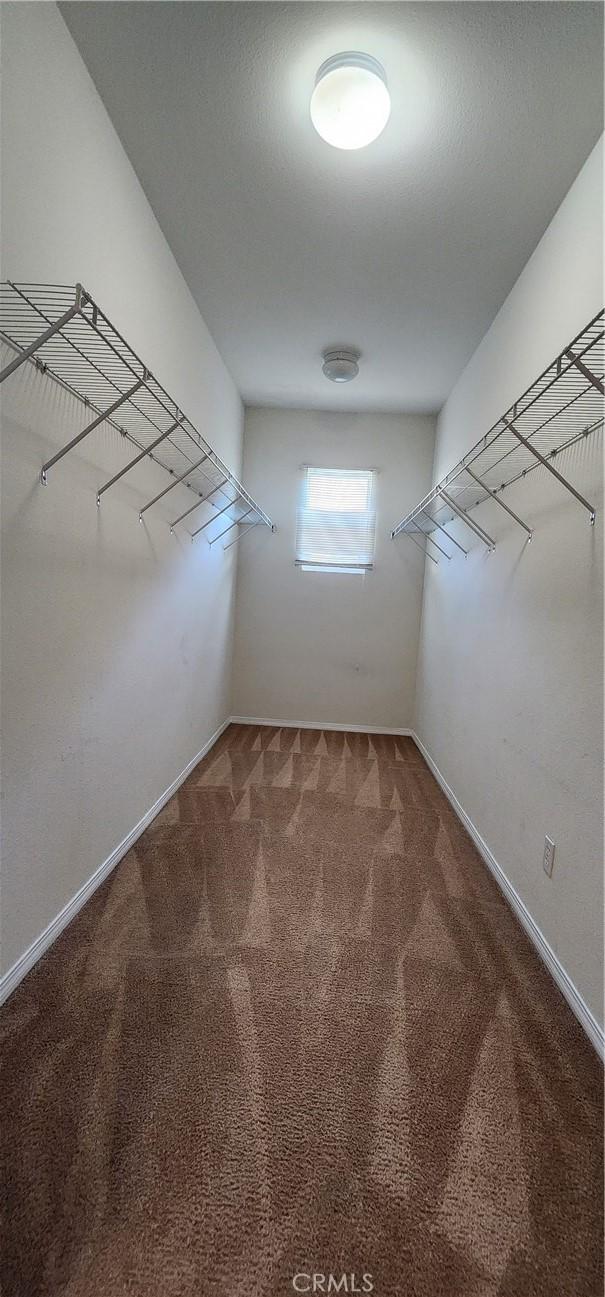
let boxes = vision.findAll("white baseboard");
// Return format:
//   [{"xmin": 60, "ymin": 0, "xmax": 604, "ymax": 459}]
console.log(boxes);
[
  {"xmin": 230, "ymin": 715, "xmax": 413, "ymax": 736},
  {"xmin": 0, "ymin": 718, "xmax": 231, "ymax": 1007},
  {"xmin": 411, "ymin": 730, "xmax": 604, "ymax": 1061}
]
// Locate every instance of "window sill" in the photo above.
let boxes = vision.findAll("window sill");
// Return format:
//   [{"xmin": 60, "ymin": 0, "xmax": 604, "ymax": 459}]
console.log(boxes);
[{"xmin": 296, "ymin": 563, "xmax": 372, "ymax": 575}]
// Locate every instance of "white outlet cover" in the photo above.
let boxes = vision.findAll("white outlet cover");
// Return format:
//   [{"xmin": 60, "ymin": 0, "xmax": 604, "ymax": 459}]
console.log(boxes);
[{"xmin": 543, "ymin": 835, "xmax": 556, "ymax": 877}]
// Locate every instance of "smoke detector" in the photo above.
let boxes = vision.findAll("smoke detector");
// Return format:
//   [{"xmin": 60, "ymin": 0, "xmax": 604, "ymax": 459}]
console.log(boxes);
[{"xmin": 322, "ymin": 348, "xmax": 360, "ymax": 383}]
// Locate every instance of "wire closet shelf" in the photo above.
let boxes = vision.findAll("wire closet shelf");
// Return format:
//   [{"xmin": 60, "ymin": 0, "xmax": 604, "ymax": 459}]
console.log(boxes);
[
  {"xmin": 390, "ymin": 310, "xmax": 604, "ymax": 564},
  {"xmin": 0, "ymin": 281, "xmax": 274, "ymax": 546}
]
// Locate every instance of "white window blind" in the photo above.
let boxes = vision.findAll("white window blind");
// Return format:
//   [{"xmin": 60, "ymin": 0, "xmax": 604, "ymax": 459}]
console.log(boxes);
[{"xmin": 296, "ymin": 467, "xmax": 376, "ymax": 573}]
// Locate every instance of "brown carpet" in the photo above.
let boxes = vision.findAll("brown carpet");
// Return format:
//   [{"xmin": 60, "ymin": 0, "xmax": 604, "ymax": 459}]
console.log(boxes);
[{"xmin": 1, "ymin": 724, "xmax": 602, "ymax": 1297}]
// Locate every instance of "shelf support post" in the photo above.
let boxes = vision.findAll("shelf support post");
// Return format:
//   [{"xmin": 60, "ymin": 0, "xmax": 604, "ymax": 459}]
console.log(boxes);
[
  {"xmin": 404, "ymin": 529, "xmax": 438, "ymax": 564},
  {"xmin": 415, "ymin": 527, "xmax": 451, "ymax": 560},
  {"xmin": 170, "ymin": 479, "xmax": 229, "ymax": 530},
  {"xmin": 41, "ymin": 375, "xmax": 146, "ymax": 483},
  {"xmin": 464, "ymin": 466, "xmax": 533, "ymax": 538},
  {"xmin": 96, "ymin": 416, "xmax": 185, "ymax": 502},
  {"xmin": 209, "ymin": 507, "xmax": 254, "ymax": 546},
  {"xmin": 0, "ymin": 285, "xmax": 84, "ymax": 385},
  {"xmin": 223, "ymin": 520, "xmax": 260, "ymax": 550},
  {"xmin": 440, "ymin": 490, "xmax": 496, "ymax": 549},
  {"xmin": 420, "ymin": 507, "xmax": 467, "ymax": 555},
  {"xmin": 190, "ymin": 494, "xmax": 242, "ymax": 538},
  {"xmin": 138, "ymin": 452, "xmax": 211, "ymax": 519},
  {"xmin": 502, "ymin": 417, "xmax": 596, "ymax": 523},
  {"xmin": 564, "ymin": 348, "xmax": 604, "ymax": 396}
]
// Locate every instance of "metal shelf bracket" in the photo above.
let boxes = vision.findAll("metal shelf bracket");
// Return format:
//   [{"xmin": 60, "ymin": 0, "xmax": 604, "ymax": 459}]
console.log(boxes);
[
  {"xmin": 209, "ymin": 506, "xmax": 254, "ymax": 546},
  {"xmin": 420, "ymin": 527, "xmax": 452, "ymax": 560},
  {"xmin": 565, "ymin": 348, "xmax": 604, "ymax": 396},
  {"xmin": 224, "ymin": 520, "xmax": 260, "ymax": 551},
  {"xmin": 465, "ymin": 466, "xmax": 533, "ymax": 539},
  {"xmin": 170, "ymin": 479, "xmax": 230, "ymax": 532},
  {"xmin": 390, "ymin": 310, "xmax": 603, "ymax": 563},
  {"xmin": 420, "ymin": 506, "xmax": 467, "ymax": 556},
  {"xmin": 191, "ymin": 495, "xmax": 242, "ymax": 539},
  {"xmin": 405, "ymin": 530, "xmax": 439, "ymax": 564},
  {"xmin": 0, "ymin": 284, "xmax": 84, "ymax": 385},
  {"xmin": 97, "ymin": 416, "xmax": 185, "ymax": 503},
  {"xmin": 502, "ymin": 417, "xmax": 596, "ymax": 524},
  {"xmin": 42, "ymin": 376, "xmax": 146, "ymax": 484},
  {"xmin": 0, "ymin": 281, "xmax": 273, "ymax": 540},
  {"xmin": 139, "ymin": 453, "xmax": 211, "ymax": 520},
  {"xmin": 440, "ymin": 490, "xmax": 496, "ymax": 550}
]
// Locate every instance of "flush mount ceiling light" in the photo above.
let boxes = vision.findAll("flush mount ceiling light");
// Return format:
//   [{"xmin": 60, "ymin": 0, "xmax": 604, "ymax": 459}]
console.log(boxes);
[
  {"xmin": 322, "ymin": 348, "xmax": 360, "ymax": 383},
  {"xmin": 310, "ymin": 52, "xmax": 390, "ymax": 150}
]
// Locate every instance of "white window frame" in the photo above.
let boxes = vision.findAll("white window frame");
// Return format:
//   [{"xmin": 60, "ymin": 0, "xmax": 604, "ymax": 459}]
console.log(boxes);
[{"xmin": 295, "ymin": 465, "xmax": 376, "ymax": 575}]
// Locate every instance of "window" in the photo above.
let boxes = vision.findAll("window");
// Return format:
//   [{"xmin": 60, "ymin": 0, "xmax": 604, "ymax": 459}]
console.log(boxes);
[{"xmin": 295, "ymin": 466, "xmax": 376, "ymax": 574}]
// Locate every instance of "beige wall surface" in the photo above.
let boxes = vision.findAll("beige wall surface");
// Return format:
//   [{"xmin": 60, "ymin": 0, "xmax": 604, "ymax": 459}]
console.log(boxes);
[
  {"xmin": 2, "ymin": 2, "xmax": 601, "ymax": 1040},
  {"xmin": 232, "ymin": 407, "xmax": 435, "ymax": 729},
  {"xmin": 0, "ymin": 4, "xmax": 244, "ymax": 977},
  {"xmin": 415, "ymin": 139, "xmax": 604, "ymax": 1026}
]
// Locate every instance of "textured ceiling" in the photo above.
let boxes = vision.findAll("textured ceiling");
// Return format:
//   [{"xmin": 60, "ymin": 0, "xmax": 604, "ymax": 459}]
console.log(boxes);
[{"xmin": 61, "ymin": 2, "xmax": 603, "ymax": 413}]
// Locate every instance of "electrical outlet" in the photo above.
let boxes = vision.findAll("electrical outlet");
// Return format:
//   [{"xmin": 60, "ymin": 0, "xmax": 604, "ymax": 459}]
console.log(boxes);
[{"xmin": 543, "ymin": 835, "xmax": 556, "ymax": 877}]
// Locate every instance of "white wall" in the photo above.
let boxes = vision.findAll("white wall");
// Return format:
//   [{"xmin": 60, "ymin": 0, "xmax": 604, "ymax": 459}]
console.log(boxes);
[
  {"xmin": 415, "ymin": 138, "xmax": 604, "ymax": 1027},
  {"xmin": 232, "ymin": 407, "xmax": 435, "ymax": 729},
  {"xmin": 0, "ymin": 4, "xmax": 244, "ymax": 978}
]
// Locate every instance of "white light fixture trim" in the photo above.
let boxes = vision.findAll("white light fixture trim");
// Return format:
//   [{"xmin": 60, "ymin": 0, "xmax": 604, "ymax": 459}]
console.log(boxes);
[
  {"xmin": 311, "ymin": 52, "xmax": 390, "ymax": 150},
  {"xmin": 322, "ymin": 349, "xmax": 360, "ymax": 383}
]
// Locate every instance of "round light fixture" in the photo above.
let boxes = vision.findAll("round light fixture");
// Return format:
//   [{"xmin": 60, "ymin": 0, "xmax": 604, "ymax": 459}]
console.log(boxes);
[
  {"xmin": 322, "ymin": 348, "xmax": 360, "ymax": 383},
  {"xmin": 310, "ymin": 52, "xmax": 390, "ymax": 150}
]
